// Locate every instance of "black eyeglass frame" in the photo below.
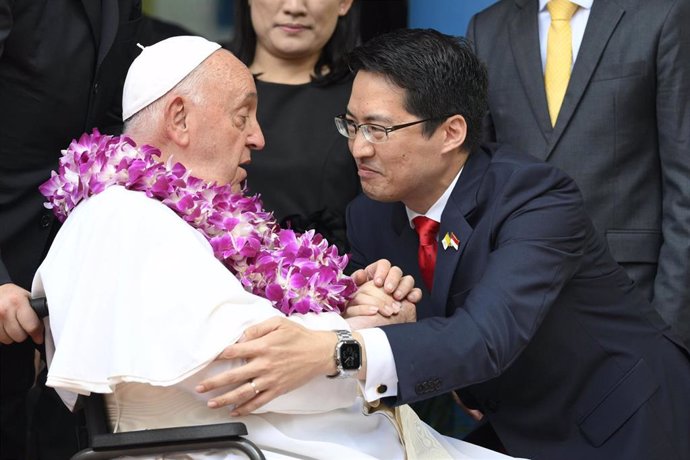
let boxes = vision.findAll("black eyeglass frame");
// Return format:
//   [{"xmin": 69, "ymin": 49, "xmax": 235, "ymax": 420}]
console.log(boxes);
[{"xmin": 334, "ymin": 114, "xmax": 453, "ymax": 143}]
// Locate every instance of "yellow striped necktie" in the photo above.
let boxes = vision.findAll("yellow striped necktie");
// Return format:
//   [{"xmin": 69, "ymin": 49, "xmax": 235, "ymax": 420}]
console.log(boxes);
[{"xmin": 545, "ymin": 0, "xmax": 579, "ymax": 126}]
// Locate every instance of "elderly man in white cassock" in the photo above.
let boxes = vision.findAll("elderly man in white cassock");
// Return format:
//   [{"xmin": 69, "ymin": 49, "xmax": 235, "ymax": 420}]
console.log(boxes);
[{"xmin": 31, "ymin": 36, "xmax": 523, "ymax": 460}]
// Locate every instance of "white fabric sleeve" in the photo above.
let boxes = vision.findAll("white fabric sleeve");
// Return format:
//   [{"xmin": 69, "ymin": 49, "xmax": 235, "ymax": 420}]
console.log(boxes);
[
  {"xmin": 357, "ymin": 327, "xmax": 399, "ymax": 401},
  {"xmin": 33, "ymin": 187, "xmax": 356, "ymax": 412}
]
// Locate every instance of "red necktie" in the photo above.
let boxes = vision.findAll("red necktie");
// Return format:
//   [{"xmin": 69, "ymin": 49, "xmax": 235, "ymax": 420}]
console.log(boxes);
[{"xmin": 413, "ymin": 216, "xmax": 440, "ymax": 291}]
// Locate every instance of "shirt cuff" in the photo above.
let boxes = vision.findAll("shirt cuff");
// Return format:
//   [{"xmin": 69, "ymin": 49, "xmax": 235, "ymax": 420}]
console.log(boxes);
[{"xmin": 358, "ymin": 327, "xmax": 398, "ymax": 402}]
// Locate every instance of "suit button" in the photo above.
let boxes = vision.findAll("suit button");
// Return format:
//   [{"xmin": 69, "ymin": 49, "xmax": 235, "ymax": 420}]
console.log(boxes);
[
  {"xmin": 93, "ymin": 82, "xmax": 100, "ymax": 94},
  {"xmin": 376, "ymin": 384, "xmax": 388, "ymax": 394},
  {"xmin": 40, "ymin": 214, "xmax": 52, "ymax": 228}
]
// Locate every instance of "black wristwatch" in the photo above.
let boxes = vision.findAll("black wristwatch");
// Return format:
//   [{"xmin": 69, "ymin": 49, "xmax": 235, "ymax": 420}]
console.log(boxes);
[{"xmin": 327, "ymin": 330, "xmax": 362, "ymax": 378}]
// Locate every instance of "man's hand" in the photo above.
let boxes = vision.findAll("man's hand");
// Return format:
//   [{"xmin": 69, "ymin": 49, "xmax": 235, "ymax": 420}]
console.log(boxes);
[
  {"xmin": 0, "ymin": 283, "xmax": 43, "ymax": 344},
  {"xmin": 345, "ymin": 279, "xmax": 417, "ymax": 329},
  {"xmin": 348, "ymin": 259, "xmax": 421, "ymax": 318},
  {"xmin": 196, "ymin": 317, "xmax": 337, "ymax": 415},
  {"xmin": 346, "ymin": 300, "xmax": 416, "ymax": 330},
  {"xmin": 346, "ymin": 279, "xmax": 403, "ymax": 317},
  {"xmin": 452, "ymin": 390, "xmax": 484, "ymax": 421}
]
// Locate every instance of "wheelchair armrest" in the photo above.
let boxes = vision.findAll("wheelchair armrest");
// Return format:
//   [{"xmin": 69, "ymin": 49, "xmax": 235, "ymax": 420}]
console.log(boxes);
[
  {"xmin": 92, "ymin": 422, "xmax": 248, "ymax": 448},
  {"xmin": 31, "ymin": 298, "xmax": 265, "ymax": 459},
  {"xmin": 71, "ymin": 422, "xmax": 265, "ymax": 460}
]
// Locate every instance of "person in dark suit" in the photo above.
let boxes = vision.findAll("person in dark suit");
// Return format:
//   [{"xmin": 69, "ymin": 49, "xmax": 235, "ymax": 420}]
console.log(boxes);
[
  {"xmin": 193, "ymin": 29, "xmax": 690, "ymax": 460},
  {"xmin": 466, "ymin": 0, "xmax": 690, "ymax": 349},
  {"xmin": 0, "ymin": 1, "xmax": 142, "ymax": 458}
]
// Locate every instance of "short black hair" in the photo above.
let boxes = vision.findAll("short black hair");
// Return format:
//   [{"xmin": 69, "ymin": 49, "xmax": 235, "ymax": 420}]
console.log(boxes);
[
  {"xmin": 229, "ymin": 1, "xmax": 361, "ymax": 86},
  {"xmin": 348, "ymin": 28, "xmax": 488, "ymax": 151}
]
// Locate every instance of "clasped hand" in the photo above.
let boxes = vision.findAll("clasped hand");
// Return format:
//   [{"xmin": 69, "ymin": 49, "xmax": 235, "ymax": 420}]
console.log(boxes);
[{"xmin": 345, "ymin": 259, "xmax": 419, "ymax": 328}]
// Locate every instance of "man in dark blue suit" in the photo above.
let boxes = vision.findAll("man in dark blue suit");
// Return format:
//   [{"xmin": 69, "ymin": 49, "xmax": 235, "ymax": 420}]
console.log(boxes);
[{"xmin": 195, "ymin": 28, "xmax": 690, "ymax": 460}]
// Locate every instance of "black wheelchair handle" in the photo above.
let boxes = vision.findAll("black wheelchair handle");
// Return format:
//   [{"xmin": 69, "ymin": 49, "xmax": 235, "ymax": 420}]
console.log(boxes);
[{"xmin": 30, "ymin": 297, "xmax": 49, "ymax": 319}]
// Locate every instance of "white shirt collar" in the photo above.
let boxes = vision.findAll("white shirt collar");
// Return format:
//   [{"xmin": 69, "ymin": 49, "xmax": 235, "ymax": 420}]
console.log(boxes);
[
  {"xmin": 406, "ymin": 167, "xmax": 463, "ymax": 228},
  {"xmin": 539, "ymin": 0, "xmax": 593, "ymax": 12}
]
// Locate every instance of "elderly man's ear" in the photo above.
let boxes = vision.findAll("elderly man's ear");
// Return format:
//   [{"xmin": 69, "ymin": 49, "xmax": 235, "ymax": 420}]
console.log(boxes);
[{"xmin": 165, "ymin": 96, "xmax": 191, "ymax": 147}]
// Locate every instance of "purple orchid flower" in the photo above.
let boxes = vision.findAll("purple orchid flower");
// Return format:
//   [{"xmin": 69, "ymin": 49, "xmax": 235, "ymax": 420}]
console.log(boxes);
[{"xmin": 40, "ymin": 129, "xmax": 356, "ymax": 315}]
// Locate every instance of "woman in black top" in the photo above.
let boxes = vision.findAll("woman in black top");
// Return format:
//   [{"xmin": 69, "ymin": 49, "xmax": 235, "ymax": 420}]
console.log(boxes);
[{"xmin": 228, "ymin": 0, "xmax": 360, "ymax": 253}]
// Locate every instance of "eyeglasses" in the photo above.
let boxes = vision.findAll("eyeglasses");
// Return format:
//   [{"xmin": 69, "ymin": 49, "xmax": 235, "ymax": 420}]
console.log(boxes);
[{"xmin": 334, "ymin": 114, "xmax": 450, "ymax": 144}]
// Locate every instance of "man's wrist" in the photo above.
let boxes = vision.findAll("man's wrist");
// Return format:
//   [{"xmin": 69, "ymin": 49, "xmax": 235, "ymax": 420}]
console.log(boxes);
[
  {"xmin": 321, "ymin": 331, "xmax": 339, "ymax": 376},
  {"xmin": 351, "ymin": 331, "xmax": 367, "ymax": 380},
  {"xmin": 318, "ymin": 330, "xmax": 368, "ymax": 379},
  {"xmin": 327, "ymin": 330, "xmax": 361, "ymax": 378}
]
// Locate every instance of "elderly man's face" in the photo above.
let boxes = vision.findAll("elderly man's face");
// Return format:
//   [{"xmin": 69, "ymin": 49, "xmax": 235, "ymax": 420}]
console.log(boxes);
[{"xmin": 188, "ymin": 51, "xmax": 265, "ymax": 187}]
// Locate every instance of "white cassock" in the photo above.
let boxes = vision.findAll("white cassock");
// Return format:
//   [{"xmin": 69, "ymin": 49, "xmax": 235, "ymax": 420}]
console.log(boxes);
[{"xmin": 33, "ymin": 186, "xmax": 526, "ymax": 460}]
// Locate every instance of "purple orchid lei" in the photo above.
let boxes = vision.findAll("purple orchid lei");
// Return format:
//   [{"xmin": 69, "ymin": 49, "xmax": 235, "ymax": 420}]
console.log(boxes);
[{"xmin": 40, "ymin": 130, "xmax": 356, "ymax": 315}]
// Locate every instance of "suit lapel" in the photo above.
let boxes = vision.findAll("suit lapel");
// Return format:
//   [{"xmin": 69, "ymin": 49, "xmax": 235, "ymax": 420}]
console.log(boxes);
[
  {"xmin": 429, "ymin": 150, "xmax": 489, "ymax": 317},
  {"xmin": 545, "ymin": 0, "xmax": 625, "ymax": 158},
  {"xmin": 98, "ymin": 0, "xmax": 120, "ymax": 68},
  {"xmin": 509, "ymin": 0, "xmax": 552, "ymax": 151},
  {"xmin": 80, "ymin": 0, "xmax": 102, "ymax": 47},
  {"xmin": 432, "ymin": 204, "xmax": 473, "ymax": 317}
]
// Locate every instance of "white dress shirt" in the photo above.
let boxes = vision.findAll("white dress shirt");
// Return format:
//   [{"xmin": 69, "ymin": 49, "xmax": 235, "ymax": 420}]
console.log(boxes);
[{"xmin": 538, "ymin": 0, "xmax": 593, "ymax": 71}]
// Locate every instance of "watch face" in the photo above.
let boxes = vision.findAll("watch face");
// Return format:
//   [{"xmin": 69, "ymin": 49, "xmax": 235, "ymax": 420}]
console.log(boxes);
[{"xmin": 340, "ymin": 342, "xmax": 361, "ymax": 370}]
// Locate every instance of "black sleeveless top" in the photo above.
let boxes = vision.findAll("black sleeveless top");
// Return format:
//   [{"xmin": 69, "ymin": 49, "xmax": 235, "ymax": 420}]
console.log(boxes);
[{"xmin": 245, "ymin": 78, "xmax": 360, "ymax": 253}]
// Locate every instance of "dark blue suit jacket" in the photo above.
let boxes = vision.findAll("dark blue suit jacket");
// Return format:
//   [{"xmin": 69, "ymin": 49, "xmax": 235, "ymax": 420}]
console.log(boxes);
[{"xmin": 346, "ymin": 144, "xmax": 690, "ymax": 460}]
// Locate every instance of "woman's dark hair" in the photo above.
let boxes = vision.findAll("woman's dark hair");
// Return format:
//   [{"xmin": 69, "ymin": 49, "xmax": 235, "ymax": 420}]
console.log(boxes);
[
  {"xmin": 229, "ymin": 1, "xmax": 361, "ymax": 86},
  {"xmin": 348, "ymin": 28, "xmax": 488, "ymax": 152}
]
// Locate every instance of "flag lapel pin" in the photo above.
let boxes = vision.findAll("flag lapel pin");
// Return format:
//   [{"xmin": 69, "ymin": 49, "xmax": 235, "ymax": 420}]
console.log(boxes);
[{"xmin": 442, "ymin": 232, "xmax": 460, "ymax": 250}]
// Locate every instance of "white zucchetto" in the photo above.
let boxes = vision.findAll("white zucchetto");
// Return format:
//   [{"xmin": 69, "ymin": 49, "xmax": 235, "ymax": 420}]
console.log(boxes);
[{"xmin": 122, "ymin": 35, "xmax": 221, "ymax": 121}]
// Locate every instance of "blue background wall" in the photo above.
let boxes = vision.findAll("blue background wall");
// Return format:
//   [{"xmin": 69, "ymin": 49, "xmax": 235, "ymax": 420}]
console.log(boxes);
[{"xmin": 408, "ymin": 0, "xmax": 497, "ymax": 36}]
